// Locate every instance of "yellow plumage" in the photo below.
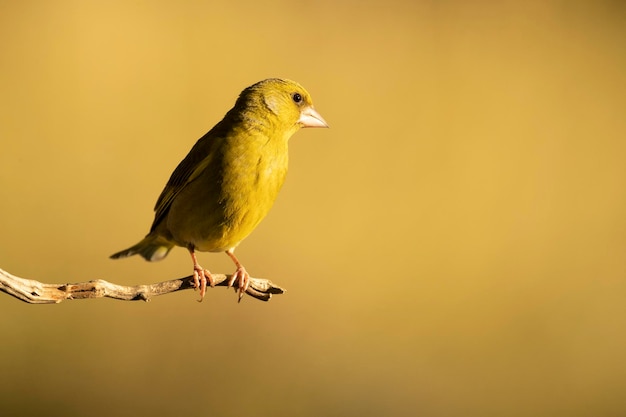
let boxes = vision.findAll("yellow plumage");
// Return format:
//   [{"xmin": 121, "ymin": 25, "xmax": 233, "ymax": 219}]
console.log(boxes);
[{"xmin": 110, "ymin": 78, "xmax": 328, "ymax": 300}]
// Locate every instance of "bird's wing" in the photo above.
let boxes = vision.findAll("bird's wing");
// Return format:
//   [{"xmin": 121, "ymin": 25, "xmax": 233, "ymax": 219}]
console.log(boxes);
[{"xmin": 150, "ymin": 131, "xmax": 220, "ymax": 232}]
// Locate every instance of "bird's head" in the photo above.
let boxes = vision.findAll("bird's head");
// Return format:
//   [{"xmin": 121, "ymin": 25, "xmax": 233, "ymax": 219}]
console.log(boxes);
[{"xmin": 237, "ymin": 78, "xmax": 328, "ymax": 134}]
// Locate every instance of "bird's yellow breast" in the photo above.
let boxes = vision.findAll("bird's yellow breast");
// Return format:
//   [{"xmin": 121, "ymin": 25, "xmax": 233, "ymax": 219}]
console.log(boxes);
[{"xmin": 165, "ymin": 130, "xmax": 289, "ymax": 252}]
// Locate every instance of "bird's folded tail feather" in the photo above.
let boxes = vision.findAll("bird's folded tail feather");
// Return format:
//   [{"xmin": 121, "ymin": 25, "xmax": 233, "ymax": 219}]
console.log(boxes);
[{"xmin": 110, "ymin": 235, "xmax": 174, "ymax": 262}]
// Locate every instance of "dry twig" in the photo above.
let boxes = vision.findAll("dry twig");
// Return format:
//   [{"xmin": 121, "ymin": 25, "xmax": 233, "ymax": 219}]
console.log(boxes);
[{"xmin": 0, "ymin": 267, "xmax": 285, "ymax": 304}]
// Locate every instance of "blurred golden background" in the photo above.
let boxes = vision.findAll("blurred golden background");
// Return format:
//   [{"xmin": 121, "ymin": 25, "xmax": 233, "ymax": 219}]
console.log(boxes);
[{"xmin": 1, "ymin": 1, "xmax": 625, "ymax": 416}]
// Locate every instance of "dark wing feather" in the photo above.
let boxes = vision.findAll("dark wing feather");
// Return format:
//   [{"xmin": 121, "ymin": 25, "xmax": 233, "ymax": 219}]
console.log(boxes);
[{"xmin": 150, "ymin": 128, "xmax": 222, "ymax": 232}]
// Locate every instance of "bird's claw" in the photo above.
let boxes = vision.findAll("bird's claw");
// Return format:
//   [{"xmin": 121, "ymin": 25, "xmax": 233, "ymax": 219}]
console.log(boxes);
[
  {"xmin": 228, "ymin": 266, "xmax": 250, "ymax": 302},
  {"xmin": 192, "ymin": 265, "xmax": 215, "ymax": 302}
]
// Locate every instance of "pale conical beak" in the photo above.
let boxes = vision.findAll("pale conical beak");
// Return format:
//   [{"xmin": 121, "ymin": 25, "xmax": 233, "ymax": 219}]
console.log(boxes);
[{"xmin": 298, "ymin": 106, "xmax": 329, "ymax": 128}]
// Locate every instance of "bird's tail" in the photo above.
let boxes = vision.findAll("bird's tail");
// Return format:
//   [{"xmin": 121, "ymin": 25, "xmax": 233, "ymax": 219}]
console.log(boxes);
[{"xmin": 110, "ymin": 234, "xmax": 174, "ymax": 262}]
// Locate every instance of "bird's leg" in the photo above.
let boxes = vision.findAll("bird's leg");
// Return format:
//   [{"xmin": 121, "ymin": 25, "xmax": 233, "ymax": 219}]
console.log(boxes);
[
  {"xmin": 226, "ymin": 249, "xmax": 250, "ymax": 302},
  {"xmin": 188, "ymin": 247, "xmax": 215, "ymax": 302}
]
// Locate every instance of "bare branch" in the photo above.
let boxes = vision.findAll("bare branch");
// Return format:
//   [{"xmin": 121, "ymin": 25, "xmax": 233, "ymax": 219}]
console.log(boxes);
[{"xmin": 0, "ymin": 267, "xmax": 285, "ymax": 304}]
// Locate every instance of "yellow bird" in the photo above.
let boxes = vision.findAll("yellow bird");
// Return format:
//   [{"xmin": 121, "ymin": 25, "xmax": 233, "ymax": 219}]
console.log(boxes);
[{"xmin": 110, "ymin": 78, "xmax": 328, "ymax": 300}]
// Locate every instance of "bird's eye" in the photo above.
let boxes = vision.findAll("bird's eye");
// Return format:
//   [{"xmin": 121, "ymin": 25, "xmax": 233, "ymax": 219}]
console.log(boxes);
[{"xmin": 292, "ymin": 92, "xmax": 302, "ymax": 103}]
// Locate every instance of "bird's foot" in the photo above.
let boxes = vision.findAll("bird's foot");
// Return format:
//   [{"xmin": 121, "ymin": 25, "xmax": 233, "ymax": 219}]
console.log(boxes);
[
  {"xmin": 192, "ymin": 265, "xmax": 215, "ymax": 302},
  {"xmin": 227, "ymin": 266, "xmax": 250, "ymax": 302}
]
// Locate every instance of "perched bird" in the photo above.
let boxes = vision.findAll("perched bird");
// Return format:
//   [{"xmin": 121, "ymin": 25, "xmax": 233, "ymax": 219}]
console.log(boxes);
[{"xmin": 110, "ymin": 78, "xmax": 328, "ymax": 301}]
